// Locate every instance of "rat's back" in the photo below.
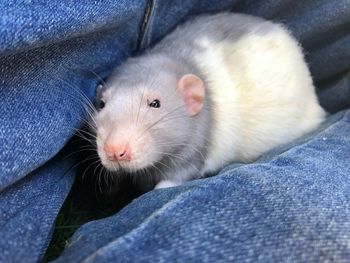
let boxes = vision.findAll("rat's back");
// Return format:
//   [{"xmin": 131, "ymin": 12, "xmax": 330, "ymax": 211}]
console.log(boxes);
[{"xmin": 154, "ymin": 13, "xmax": 326, "ymax": 172}]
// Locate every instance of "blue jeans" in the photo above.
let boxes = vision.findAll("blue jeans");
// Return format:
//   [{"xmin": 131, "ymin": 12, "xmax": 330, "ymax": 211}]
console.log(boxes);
[{"xmin": 1, "ymin": 0, "xmax": 349, "ymax": 262}]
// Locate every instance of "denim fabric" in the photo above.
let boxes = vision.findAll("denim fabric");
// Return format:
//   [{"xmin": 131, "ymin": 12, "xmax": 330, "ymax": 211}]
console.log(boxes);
[
  {"xmin": 55, "ymin": 110, "xmax": 350, "ymax": 262},
  {"xmin": 0, "ymin": 0, "xmax": 147, "ymax": 191},
  {"xmin": 0, "ymin": 153, "xmax": 74, "ymax": 262},
  {"xmin": 1, "ymin": 0, "xmax": 350, "ymax": 262},
  {"xmin": 1, "ymin": 1, "xmax": 148, "ymax": 262}
]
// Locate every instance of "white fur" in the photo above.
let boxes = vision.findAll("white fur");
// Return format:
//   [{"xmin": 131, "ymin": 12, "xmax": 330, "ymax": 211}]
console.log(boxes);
[
  {"xmin": 155, "ymin": 180, "xmax": 181, "ymax": 189},
  {"xmin": 193, "ymin": 22, "xmax": 326, "ymax": 172}
]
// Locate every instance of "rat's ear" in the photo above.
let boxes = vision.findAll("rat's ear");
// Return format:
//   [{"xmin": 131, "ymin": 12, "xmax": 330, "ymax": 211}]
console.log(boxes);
[{"xmin": 177, "ymin": 74, "xmax": 205, "ymax": 117}]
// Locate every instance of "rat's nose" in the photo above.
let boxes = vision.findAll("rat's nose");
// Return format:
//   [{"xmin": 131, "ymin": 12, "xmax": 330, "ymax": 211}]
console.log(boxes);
[{"xmin": 104, "ymin": 143, "xmax": 131, "ymax": 161}]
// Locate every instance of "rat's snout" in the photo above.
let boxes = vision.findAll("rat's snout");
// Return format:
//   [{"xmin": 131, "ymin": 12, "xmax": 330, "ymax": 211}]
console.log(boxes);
[
  {"xmin": 103, "ymin": 143, "xmax": 131, "ymax": 162},
  {"xmin": 97, "ymin": 123, "xmax": 157, "ymax": 171}
]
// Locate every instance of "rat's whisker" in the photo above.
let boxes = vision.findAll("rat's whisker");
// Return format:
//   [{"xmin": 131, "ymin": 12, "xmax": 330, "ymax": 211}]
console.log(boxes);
[
  {"xmin": 155, "ymin": 160, "xmax": 172, "ymax": 170},
  {"xmin": 88, "ymin": 70, "xmax": 111, "ymax": 91},
  {"xmin": 136, "ymin": 83, "xmax": 147, "ymax": 126},
  {"xmin": 137, "ymin": 105, "xmax": 185, "ymax": 141},
  {"xmin": 82, "ymin": 159, "xmax": 102, "ymax": 181},
  {"xmin": 74, "ymin": 128, "xmax": 97, "ymax": 139}
]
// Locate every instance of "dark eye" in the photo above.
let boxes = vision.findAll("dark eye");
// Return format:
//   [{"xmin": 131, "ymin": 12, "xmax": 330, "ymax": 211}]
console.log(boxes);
[
  {"xmin": 148, "ymin": 99, "xmax": 161, "ymax": 108},
  {"xmin": 99, "ymin": 99, "xmax": 106, "ymax": 109}
]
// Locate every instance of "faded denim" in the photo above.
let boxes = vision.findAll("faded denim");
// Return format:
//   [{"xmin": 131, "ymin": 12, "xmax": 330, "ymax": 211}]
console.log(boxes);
[{"xmin": 0, "ymin": 0, "xmax": 349, "ymax": 262}]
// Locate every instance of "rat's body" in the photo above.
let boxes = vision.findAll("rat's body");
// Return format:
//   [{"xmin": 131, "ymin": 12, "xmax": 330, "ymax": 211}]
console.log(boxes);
[{"xmin": 94, "ymin": 13, "xmax": 326, "ymax": 190}]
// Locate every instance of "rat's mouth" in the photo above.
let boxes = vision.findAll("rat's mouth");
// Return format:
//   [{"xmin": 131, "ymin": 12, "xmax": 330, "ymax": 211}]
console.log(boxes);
[{"xmin": 100, "ymin": 156, "xmax": 154, "ymax": 173}]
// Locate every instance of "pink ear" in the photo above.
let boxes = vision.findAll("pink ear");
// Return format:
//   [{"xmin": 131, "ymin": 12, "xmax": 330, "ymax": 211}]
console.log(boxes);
[{"xmin": 177, "ymin": 74, "xmax": 205, "ymax": 117}]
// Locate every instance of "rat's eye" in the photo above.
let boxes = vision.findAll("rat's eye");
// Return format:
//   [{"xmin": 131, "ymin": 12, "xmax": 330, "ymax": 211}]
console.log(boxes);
[
  {"xmin": 99, "ymin": 99, "xmax": 106, "ymax": 109},
  {"xmin": 148, "ymin": 99, "xmax": 161, "ymax": 108}
]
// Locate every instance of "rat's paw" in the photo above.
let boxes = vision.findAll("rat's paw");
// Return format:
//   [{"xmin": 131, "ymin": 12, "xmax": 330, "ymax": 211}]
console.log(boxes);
[{"xmin": 155, "ymin": 180, "xmax": 181, "ymax": 189}]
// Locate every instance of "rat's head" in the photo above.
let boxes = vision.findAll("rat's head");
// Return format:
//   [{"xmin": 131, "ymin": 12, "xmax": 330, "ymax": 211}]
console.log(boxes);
[{"xmin": 93, "ymin": 65, "xmax": 205, "ymax": 173}]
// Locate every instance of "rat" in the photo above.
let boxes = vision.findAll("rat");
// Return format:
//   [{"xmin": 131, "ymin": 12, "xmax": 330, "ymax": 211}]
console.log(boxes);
[{"xmin": 92, "ymin": 12, "xmax": 326, "ymax": 190}]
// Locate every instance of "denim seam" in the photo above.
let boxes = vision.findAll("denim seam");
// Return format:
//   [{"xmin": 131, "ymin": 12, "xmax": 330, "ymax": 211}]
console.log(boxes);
[
  {"xmin": 136, "ymin": 0, "xmax": 158, "ymax": 51},
  {"xmin": 136, "ymin": 0, "xmax": 154, "ymax": 51}
]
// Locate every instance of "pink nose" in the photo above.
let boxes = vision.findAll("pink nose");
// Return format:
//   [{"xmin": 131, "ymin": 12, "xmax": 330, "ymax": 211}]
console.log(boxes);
[{"xmin": 104, "ymin": 143, "xmax": 131, "ymax": 161}]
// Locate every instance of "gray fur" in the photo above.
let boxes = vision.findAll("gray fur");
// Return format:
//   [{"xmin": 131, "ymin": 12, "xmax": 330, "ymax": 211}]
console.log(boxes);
[
  {"xmin": 95, "ymin": 29, "xmax": 215, "ymax": 189},
  {"xmin": 94, "ymin": 12, "xmax": 321, "ymax": 190}
]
